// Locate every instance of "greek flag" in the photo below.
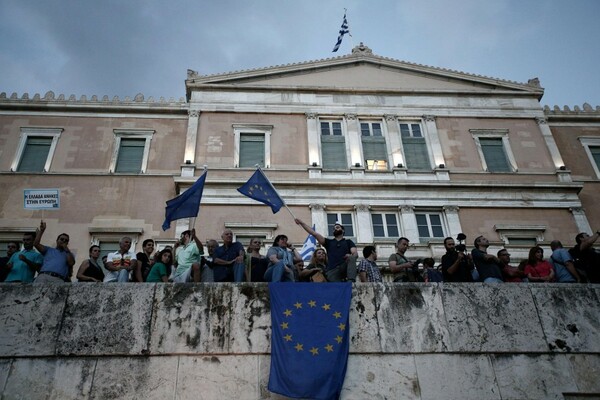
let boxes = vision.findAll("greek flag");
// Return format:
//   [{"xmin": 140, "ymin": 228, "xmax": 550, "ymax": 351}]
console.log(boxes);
[
  {"xmin": 332, "ymin": 11, "xmax": 350, "ymax": 52},
  {"xmin": 299, "ymin": 226, "xmax": 317, "ymax": 261}
]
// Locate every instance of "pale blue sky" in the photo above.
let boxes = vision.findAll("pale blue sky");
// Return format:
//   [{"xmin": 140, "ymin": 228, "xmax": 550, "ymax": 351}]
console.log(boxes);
[{"xmin": 0, "ymin": 0, "xmax": 598, "ymax": 107}]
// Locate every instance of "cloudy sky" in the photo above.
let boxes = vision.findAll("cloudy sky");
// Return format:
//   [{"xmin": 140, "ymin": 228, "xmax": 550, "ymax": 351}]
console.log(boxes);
[{"xmin": 1, "ymin": 0, "xmax": 598, "ymax": 107}]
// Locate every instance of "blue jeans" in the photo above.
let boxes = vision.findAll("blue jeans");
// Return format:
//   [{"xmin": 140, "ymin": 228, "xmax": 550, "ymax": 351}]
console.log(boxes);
[
  {"xmin": 233, "ymin": 262, "xmax": 246, "ymax": 283},
  {"xmin": 264, "ymin": 261, "xmax": 295, "ymax": 282},
  {"xmin": 483, "ymin": 277, "xmax": 504, "ymax": 284}
]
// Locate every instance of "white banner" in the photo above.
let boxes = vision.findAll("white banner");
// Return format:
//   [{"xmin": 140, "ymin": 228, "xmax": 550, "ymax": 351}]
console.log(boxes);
[{"xmin": 24, "ymin": 189, "xmax": 60, "ymax": 210}]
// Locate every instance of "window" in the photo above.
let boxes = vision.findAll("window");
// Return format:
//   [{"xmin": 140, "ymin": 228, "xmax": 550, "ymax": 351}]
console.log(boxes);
[
  {"xmin": 239, "ymin": 134, "xmax": 265, "ymax": 167},
  {"xmin": 494, "ymin": 224, "xmax": 545, "ymax": 246},
  {"xmin": 371, "ymin": 213, "xmax": 399, "ymax": 238},
  {"xmin": 320, "ymin": 121, "xmax": 347, "ymax": 169},
  {"xmin": 110, "ymin": 130, "xmax": 154, "ymax": 173},
  {"xmin": 416, "ymin": 213, "xmax": 444, "ymax": 239},
  {"xmin": 233, "ymin": 124, "xmax": 272, "ymax": 168},
  {"xmin": 327, "ymin": 213, "xmax": 354, "ymax": 237},
  {"xmin": 400, "ymin": 123, "xmax": 431, "ymax": 170},
  {"xmin": 11, "ymin": 128, "xmax": 62, "ymax": 172},
  {"xmin": 361, "ymin": 122, "xmax": 388, "ymax": 170},
  {"xmin": 471, "ymin": 130, "xmax": 517, "ymax": 173},
  {"xmin": 579, "ymin": 137, "xmax": 600, "ymax": 179}
]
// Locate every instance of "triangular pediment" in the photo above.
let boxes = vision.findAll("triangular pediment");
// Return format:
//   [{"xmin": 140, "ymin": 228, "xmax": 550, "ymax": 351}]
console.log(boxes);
[{"xmin": 186, "ymin": 44, "xmax": 543, "ymax": 98}]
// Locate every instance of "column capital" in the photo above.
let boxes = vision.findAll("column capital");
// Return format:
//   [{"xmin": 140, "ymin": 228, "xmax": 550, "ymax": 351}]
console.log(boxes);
[
  {"xmin": 309, "ymin": 203, "xmax": 326, "ymax": 211},
  {"xmin": 399, "ymin": 205, "xmax": 414, "ymax": 213},
  {"xmin": 569, "ymin": 207, "xmax": 585, "ymax": 214},
  {"xmin": 384, "ymin": 114, "xmax": 398, "ymax": 122},
  {"xmin": 345, "ymin": 113, "xmax": 357, "ymax": 121},
  {"xmin": 423, "ymin": 115, "xmax": 436, "ymax": 122},
  {"xmin": 535, "ymin": 116, "xmax": 548, "ymax": 125},
  {"xmin": 305, "ymin": 112, "xmax": 317, "ymax": 120},
  {"xmin": 189, "ymin": 109, "xmax": 200, "ymax": 118},
  {"xmin": 443, "ymin": 205, "xmax": 460, "ymax": 213},
  {"xmin": 354, "ymin": 204, "xmax": 371, "ymax": 212}
]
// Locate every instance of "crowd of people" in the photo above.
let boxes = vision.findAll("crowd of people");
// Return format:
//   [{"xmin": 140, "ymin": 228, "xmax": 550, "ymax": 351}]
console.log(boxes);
[{"xmin": 0, "ymin": 219, "xmax": 598, "ymax": 285}]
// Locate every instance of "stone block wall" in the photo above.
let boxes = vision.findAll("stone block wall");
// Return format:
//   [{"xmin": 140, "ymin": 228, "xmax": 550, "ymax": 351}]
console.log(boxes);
[{"xmin": 0, "ymin": 283, "xmax": 598, "ymax": 399}]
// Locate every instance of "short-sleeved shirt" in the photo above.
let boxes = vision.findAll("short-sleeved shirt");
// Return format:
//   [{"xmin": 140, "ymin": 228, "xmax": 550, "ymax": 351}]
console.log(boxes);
[
  {"xmin": 107, "ymin": 250, "xmax": 137, "ymax": 269},
  {"xmin": 358, "ymin": 259, "xmax": 383, "ymax": 282},
  {"xmin": 550, "ymin": 248, "xmax": 576, "ymax": 283},
  {"xmin": 40, "ymin": 247, "xmax": 73, "ymax": 278},
  {"xmin": 175, "ymin": 242, "xmax": 202, "ymax": 271},
  {"xmin": 5, "ymin": 249, "xmax": 44, "ymax": 283},
  {"xmin": 471, "ymin": 248, "xmax": 503, "ymax": 282},
  {"xmin": 267, "ymin": 246, "xmax": 294, "ymax": 267},
  {"xmin": 213, "ymin": 241, "xmax": 244, "ymax": 282},
  {"xmin": 388, "ymin": 253, "xmax": 419, "ymax": 282},
  {"xmin": 441, "ymin": 251, "xmax": 473, "ymax": 282},
  {"xmin": 524, "ymin": 260, "xmax": 554, "ymax": 280},
  {"xmin": 146, "ymin": 262, "xmax": 169, "ymax": 282},
  {"xmin": 323, "ymin": 238, "xmax": 355, "ymax": 271}
]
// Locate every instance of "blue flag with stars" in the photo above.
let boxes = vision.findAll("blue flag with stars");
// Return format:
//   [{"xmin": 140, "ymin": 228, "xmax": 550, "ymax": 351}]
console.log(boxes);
[
  {"xmin": 268, "ymin": 282, "xmax": 352, "ymax": 400},
  {"xmin": 237, "ymin": 169, "xmax": 284, "ymax": 213}
]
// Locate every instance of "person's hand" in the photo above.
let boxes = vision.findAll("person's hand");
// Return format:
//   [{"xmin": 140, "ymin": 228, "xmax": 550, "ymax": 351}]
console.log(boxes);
[{"xmin": 39, "ymin": 220, "xmax": 46, "ymax": 232}]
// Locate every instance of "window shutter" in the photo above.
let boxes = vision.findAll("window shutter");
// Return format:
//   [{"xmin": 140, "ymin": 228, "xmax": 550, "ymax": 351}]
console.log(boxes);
[
  {"xmin": 590, "ymin": 146, "xmax": 600, "ymax": 169},
  {"xmin": 239, "ymin": 134, "xmax": 265, "ymax": 167},
  {"xmin": 18, "ymin": 137, "xmax": 52, "ymax": 172},
  {"xmin": 321, "ymin": 136, "xmax": 347, "ymax": 169},
  {"xmin": 362, "ymin": 137, "xmax": 387, "ymax": 162},
  {"xmin": 115, "ymin": 138, "xmax": 145, "ymax": 173},
  {"xmin": 480, "ymin": 138, "xmax": 510, "ymax": 172},
  {"xmin": 402, "ymin": 137, "xmax": 430, "ymax": 170}
]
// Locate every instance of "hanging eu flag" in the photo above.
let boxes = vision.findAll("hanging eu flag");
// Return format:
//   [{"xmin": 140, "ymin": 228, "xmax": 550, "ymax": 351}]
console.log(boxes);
[
  {"xmin": 268, "ymin": 282, "xmax": 352, "ymax": 400},
  {"xmin": 237, "ymin": 168, "xmax": 285, "ymax": 213},
  {"xmin": 162, "ymin": 172, "xmax": 207, "ymax": 231}
]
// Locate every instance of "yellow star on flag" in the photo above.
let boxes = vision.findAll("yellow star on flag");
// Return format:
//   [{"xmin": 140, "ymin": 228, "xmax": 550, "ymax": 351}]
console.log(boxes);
[
  {"xmin": 325, "ymin": 344, "xmax": 334, "ymax": 352},
  {"xmin": 284, "ymin": 334, "xmax": 292, "ymax": 342},
  {"xmin": 284, "ymin": 309, "xmax": 292, "ymax": 317},
  {"xmin": 335, "ymin": 335, "xmax": 343, "ymax": 344},
  {"xmin": 294, "ymin": 302, "xmax": 302, "ymax": 309},
  {"xmin": 338, "ymin": 323, "xmax": 346, "ymax": 331},
  {"xmin": 295, "ymin": 343, "xmax": 304, "ymax": 352},
  {"xmin": 322, "ymin": 304, "xmax": 331, "ymax": 311},
  {"xmin": 308, "ymin": 300, "xmax": 316, "ymax": 307},
  {"xmin": 333, "ymin": 311, "xmax": 342, "ymax": 319},
  {"xmin": 310, "ymin": 347, "xmax": 319, "ymax": 356},
  {"xmin": 280, "ymin": 322, "xmax": 289, "ymax": 330}
]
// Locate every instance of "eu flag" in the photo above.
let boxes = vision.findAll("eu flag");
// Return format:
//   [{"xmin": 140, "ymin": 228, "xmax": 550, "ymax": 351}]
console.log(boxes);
[
  {"xmin": 237, "ymin": 169, "xmax": 284, "ymax": 213},
  {"xmin": 162, "ymin": 172, "xmax": 207, "ymax": 231},
  {"xmin": 268, "ymin": 282, "xmax": 352, "ymax": 400}
]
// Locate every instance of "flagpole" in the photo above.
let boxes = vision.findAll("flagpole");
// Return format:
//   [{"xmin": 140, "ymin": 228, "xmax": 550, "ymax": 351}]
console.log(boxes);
[{"xmin": 256, "ymin": 165, "xmax": 297, "ymax": 220}]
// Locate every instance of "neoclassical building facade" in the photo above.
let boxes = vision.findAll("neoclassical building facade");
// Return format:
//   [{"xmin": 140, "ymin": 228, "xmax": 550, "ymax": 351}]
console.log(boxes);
[{"xmin": 1, "ymin": 44, "xmax": 598, "ymax": 265}]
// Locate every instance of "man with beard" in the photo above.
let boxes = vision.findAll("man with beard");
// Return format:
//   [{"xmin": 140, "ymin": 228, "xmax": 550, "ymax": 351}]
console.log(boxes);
[
  {"xmin": 295, "ymin": 218, "xmax": 357, "ymax": 282},
  {"xmin": 441, "ymin": 237, "xmax": 474, "ymax": 282}
]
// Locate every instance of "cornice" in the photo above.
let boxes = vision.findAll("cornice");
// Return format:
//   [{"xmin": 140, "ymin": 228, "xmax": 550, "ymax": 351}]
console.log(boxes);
[{"xmin": 543, "ymin": 103, "xmax": 600, "ymax": 122}]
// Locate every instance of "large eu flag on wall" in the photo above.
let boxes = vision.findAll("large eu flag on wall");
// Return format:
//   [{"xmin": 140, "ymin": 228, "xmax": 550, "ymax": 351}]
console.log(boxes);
[{"xmin": 268, "ymin": 282, "xmax": 352, "ymax": 400}]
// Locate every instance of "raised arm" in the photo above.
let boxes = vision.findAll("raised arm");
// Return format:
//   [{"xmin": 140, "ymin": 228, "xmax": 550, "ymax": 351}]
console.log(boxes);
[
  {"xmin": 294, "ymin": 218, "xmax": 326, "ymax": 246},
  {"xmin": 33, "ymin": 220, "xmax": 47, "ymax": 254},
  {"xmin": 580, "ymin": 231, "xmax": 600, "ymax": 251}
]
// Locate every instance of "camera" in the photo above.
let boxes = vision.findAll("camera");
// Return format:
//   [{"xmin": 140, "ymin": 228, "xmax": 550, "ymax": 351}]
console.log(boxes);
[
  {"xmin": 455, "ymin": 233, "xmax": 467, "ymax": 252},
  {"xmin": 412, "ymin": 258, "xmax": 424, "ymax": 273}
]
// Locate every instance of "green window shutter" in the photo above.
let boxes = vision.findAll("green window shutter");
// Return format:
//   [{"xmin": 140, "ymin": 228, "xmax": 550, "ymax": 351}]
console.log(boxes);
[
  {"xmin": 115, "ymin": 138, "xmax": 145, "ymax": 173},
  {"xmin": 18, "ymin": 137, "xmax": 52, "ymax": 172},
  {"xmin": 402, "ymin": 137, "xmax": 430, "ymax": 170},
  {"xmin": 480, "ymin": 138, "xmax": 510, "ymax": 172},
  {"xmin": 239, "ymin": 134, "xmax": 265, "ymax": 168},
  {"xmin": 590, "ymin": 146, "xmax": 600, "ymax": 170},
  {"xmin": 362, "ymin": 136, "xmax": 387, "ymax": 162},
  {"xmin": 321, "ymin": 136, "xmax": 347, "ymax": 169}
]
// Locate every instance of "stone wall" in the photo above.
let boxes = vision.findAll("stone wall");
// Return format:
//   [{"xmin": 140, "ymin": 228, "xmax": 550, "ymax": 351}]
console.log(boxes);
[{"xmin": 0, "ymin": 283, "xmax": 598, "ymax": 399}]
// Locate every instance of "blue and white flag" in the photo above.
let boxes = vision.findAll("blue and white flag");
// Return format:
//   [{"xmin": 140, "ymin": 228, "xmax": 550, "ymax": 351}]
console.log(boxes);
[
  {"xmin": 237, "ymin": 168, "xmax": 285, "ymax": 213},
  {"xmin": 162, "ymin": 172, "xmax": 207, "ymax": 231},
  {"xmin": 299, "ymin": 226, "xmax": 317, "ymax": 261},
  {"xmin": 332, "ymin": 11, "xmax": 350, "ymax": 52}
]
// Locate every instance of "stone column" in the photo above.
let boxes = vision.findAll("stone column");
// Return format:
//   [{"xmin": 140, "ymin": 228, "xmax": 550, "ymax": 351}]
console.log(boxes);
[
  {"xmin": 182, "ymin": 109, "xmax": 200, "ymax": 177},
  {"xmin": 443, "ymin": 205, "xmax": 462, "ymax": 239},
  {"xmin": 399, "ymin": 205, "xmax": 419, "ymax": 243},
  {"xmin": 309, "ymin": 203, "xmax": 328, "ymax": 234},
  {"xmin": 345, "ymin": 114, "xmax": 363, "ymax": 167},
  {"xmin": 422, "ymin": 115, "xmax": 445, "ymax": 168},
  {"xmin": 354, "ymin": 204, "xmax": 373, "ymax": 244},
  {"xmin": 570, "ymin": 207, "xmax": 592, "ymax": 234},
  {"xmin": 536, "ymin": 117, "xmax": 571, "ymax": 182},
  {"xmin": 306, "ymin": 113, "xmax": 322, "ymax": 178},
  {"xmin": 384, "ymin": 114, "xmax": 403, "ymax": 167}
]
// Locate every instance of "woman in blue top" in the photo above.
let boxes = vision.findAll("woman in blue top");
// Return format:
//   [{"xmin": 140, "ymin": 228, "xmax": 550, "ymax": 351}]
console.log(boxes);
[
  {"xmin": 264, "ymin": 235, "xmax": 301, "ymax": 282},
  {"xmin": 146, "ymin": 249, "xmax": 173, "ymax": 283}
]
